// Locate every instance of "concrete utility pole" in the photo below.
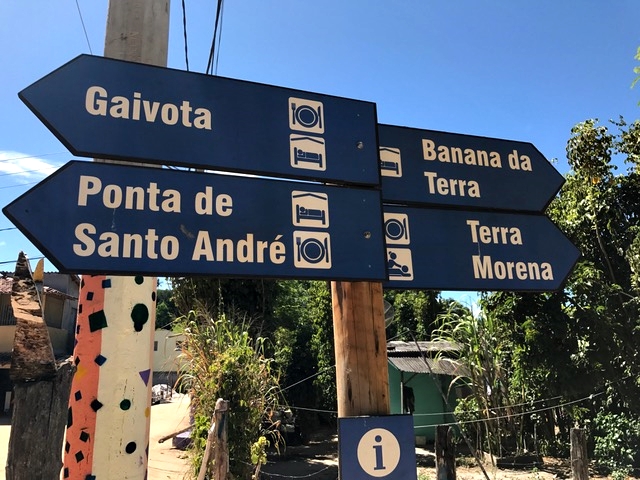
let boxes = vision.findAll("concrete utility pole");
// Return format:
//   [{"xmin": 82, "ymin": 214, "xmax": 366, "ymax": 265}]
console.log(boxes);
[
  {"xmin": 332, "ymin": 281, "xmax": 390, "ymax": 417},
  {"xmin": 62, "ymin": 1, "xmax": 169, "ymax": 478}
]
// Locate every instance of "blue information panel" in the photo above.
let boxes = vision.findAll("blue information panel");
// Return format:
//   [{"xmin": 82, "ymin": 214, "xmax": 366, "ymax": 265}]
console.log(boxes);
[
  {"xmin": 383, "ymin": 205, "xmax": 580, "ymax": 291},
  {"xmin": 3, "ymin": 161, "xmax": 386, "ymax": 280},
  {"xmin": 338, "ymin": 415, "xmax": 417, "ymax": 480},
  {"xmin": 19, "ymin": 55, "xmax": 380, "ymax": 186},
  {"xmin": 378, "ymin": 124, "xmax": 565, "ymax": 212}
]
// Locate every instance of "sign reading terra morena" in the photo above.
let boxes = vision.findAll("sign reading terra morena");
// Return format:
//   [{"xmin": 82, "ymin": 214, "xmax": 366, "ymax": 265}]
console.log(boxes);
[
  {"xmin": 383, "ymin": 205, "xmax": 580, "ymax": 291},
  {"xmin": 19, "ymin": 55, "xmax": 380, "ymax": 186},
  {"xmin": 2, "ymin": 162, "xmax": 386, "ymax": 280},
  {"xmin": 378, "ymin": 124, "xmax": 565, "ymax": 212}
]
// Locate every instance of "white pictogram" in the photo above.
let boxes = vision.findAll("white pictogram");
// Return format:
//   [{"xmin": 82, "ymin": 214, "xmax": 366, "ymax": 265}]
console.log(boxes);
[
  {"xmin": 356, "ymin": 428, "xmax": 401, "ymax": 477},
  {"xmin": 289, "ymin": 97, "xmax": 324, "ymax": 134},
  {"xmin": 290, "ymin": 134, "xmax": 326, "ymax": 171},
  {"xmin": 383, "ymin": 213, "xmax": 410, "ymax": 245},
  {"xmin": 379, "ymin": 147, "xmax": 402, "ymax": 177},
  {"xmin": 387, "ymin": 248, "xmax": 413, "ymax": 281},
  {"xmin": 292, "ymin": 191, "xmax": 329, "ymax": 228},
  {"xmin": 294, "ymin": 231, "xmax": 331, "ymax": 269}
]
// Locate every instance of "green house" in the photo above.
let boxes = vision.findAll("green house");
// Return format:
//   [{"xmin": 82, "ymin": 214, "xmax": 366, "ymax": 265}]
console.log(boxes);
[{"xmin": 387, "ymin": 340, "xmax": 469, "ymax": 444}]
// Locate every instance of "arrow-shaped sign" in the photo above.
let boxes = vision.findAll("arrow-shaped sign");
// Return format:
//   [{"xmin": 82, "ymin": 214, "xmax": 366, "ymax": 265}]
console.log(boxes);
[
  {"xmin": 19, "ymin": 55, "xmax": 380, "ymax": 186},
  {"xmin": 3, "ymin": 161, "xmax": 386, "ymax": 280},
  {"xmin": 378, "ymin": 124, "xmax": 565, "ymax": 212},
  {"xmin": 383, "ymin": 205, "xmax": 579, "ymax": 291}
]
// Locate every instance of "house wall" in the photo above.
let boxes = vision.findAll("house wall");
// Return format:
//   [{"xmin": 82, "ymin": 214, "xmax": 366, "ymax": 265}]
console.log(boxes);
[
  {"xmin": 0, "ymin": 326, "xmax": 69, "ymax": 354},
  {"xmin": 44, "ymin": 296, "xmax": 64, "ymax": 329},
  {"xmin": 152, "ymin": 330, "xmax": 184, "ymax": 386},
  {"xmin": 389, "ymin": 364, "xmax": 455, "ymax": 443}
]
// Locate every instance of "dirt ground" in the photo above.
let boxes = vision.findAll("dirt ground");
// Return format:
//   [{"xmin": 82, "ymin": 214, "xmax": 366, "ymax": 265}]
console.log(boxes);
[{"xmin": 0, "ymin": 396, "xmax": 634, "ymax": 480}]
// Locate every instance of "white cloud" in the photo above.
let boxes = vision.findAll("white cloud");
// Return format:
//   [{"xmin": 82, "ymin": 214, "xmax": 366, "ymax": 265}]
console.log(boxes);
[{"xmin": 0, "ymin": 151, "xmax": 62, "ymax": 179}]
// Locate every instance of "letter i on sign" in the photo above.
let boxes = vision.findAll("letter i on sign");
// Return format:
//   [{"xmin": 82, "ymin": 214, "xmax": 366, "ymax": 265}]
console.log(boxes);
[{"xmin": 373, "ymin": 434, "xmax": 386, "ymax": 471}]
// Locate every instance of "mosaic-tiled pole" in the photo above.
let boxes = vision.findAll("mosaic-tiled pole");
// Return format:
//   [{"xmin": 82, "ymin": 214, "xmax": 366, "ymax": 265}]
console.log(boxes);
[
  {"xmin": 63, "ymin": 275, "xmax": 156, "ymax": 479},
  {"xmin": 63, "ymin": 1, "xmax": 168, "ymax": 477}
]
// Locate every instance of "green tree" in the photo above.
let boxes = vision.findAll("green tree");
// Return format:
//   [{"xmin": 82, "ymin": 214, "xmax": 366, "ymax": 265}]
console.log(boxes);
[
  {"xmin": 384, "ymin": 290, "xmax": 446, "ymax": 340},
  {"xmin": 481, "ymin": 118, "xmax": 640, "ymax": 466},
  {"xmin": 155, "ymin": 288, "xmax": 178, "ymax": 330},
  {"xmin": 177, "ymin": 307, "xmax": 280, "ymax": 479}
]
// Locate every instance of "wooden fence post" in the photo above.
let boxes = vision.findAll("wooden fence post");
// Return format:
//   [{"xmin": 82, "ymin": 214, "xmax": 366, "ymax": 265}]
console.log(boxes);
[
  {"xmin": 197, "ymin": 398, "xmax": 229, "ymax": 480},
  {"xmin": 571, "ymin": 428, "xmax": 589, "ymax": 480},
  {"xmin": 436, "ymin": 425, "xmax": 456, "ymax": 480}
]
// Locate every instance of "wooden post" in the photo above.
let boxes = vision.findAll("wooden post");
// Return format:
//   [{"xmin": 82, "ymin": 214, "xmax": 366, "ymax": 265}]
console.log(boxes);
[
  {"xmin": 213, "ymin": 399, "xmax": 229, "ymax": 480},
  {"xmin": 332, "ymin": 281, "xmax": 390, "ymax": 417},
  {"xmin": 570, "ymin": 428, "xmax": 589, "ymax": 480},
  {"xmin": 198, "ymin": 399, "xmax": 229, "ymax": 480},
  {"xmin": 6, "ymin": 253, "xmax": 75, "ymax": 479},
  {"xmin": 436, "ymin": 425, "xmax": 456, "ymax": 480}
]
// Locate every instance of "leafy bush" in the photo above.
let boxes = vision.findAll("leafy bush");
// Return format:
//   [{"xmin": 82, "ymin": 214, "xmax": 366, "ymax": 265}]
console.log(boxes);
[
  {"xmin": 177, "ymin": 308, "xmax": 281, "ymax": 479},
  {"xmin": 593, "ymin": 410, "xmax": 640, "ymax": 479}
]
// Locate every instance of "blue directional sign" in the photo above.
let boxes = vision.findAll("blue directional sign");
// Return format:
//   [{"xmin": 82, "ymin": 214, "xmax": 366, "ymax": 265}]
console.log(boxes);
[
  {"xmin": 338, "ymin": 415, "xmax": 417, "ymax": 480},
  {"xmin": 3, "ymin": 161, "xmax": 386, "ymax": 280},
  {"xmin": 378, "ymin": 124, "xmax": 565, "ymax": 212},
  {"xmin": 383, "ymin": 205, "xmax": 580, "ymax": 291},
  {"xmin": 19, "ymin": 55, "xmax": 380, "ymax": 186}
]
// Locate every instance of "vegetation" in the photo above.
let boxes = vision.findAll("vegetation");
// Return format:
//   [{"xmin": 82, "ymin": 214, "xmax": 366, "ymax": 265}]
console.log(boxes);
[
  {"xmin": 159, "ymin": 115, "xmax": 640, "ymax": 477},
  {"xmin": 176, "ymin": 308, "xmax": 280, "ymax": 479}
]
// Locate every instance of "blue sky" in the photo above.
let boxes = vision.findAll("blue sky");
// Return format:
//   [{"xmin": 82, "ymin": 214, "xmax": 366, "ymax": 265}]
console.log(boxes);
[{"xmin": 1, "ymin": 1, "xmax": 639, "ymax": 303}]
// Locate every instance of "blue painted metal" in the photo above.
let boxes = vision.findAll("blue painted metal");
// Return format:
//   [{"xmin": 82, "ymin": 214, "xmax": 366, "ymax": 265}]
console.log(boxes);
[
  {"xmin": 378, "ymin": 124, "xmax": 565, "ymax": 212},
  {"xmin": 19, "ymin": 55, "xmax": 380, "ymax": 186},
  {"xmin": 383, "ymin": 205, "xmax": 580, "ymax": 291},
  {"xmin": 3, "ymin": 161, "xmax": 386, "ymax": 280},
  {"xmin": 338, "ymin": 415, "xmax": 417, "ymax": 480}
]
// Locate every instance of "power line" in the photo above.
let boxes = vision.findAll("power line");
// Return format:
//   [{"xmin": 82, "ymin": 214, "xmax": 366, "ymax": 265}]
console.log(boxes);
[
  {"xmin": 0, "ymin": 256, "xmax": 44, "ymax": 266},
  {"xmin": 0, "ymin": 166, "xmax": 58, "ymax": 178},
  {"xmin": 0, "ymin": 152, "xmax": 67, "ymax": 163},
  {"xmin": 180, "ymin": 0, "xmax": 190, "ymax": 71},
  {"xmin": 75, "ymin": 0, "xmax": 93, "ymax": 54},
  {"xmin": 206, "ymin": 0, "xmax": 225, "ymax": 75},
  {"xmin": 0, "ymin": 181, "xmax": 39, "ymax": 190}
]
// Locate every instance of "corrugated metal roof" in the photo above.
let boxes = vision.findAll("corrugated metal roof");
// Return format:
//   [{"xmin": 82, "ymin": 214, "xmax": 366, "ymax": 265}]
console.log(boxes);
[
  {"xmin": 387, "ymin": 340, "xmax": 460, "ymax": 354},
  {"xmin": 388, "ymin": 356, "xmax": 469, "ymax": 376}
]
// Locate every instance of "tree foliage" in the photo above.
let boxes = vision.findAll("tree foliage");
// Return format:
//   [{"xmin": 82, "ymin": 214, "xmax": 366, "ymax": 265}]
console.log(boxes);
[
  {"xmin": 476, "ymin": 118, "xmax": 640, "ymax": 470},
  {"xmin": 176, "ymin": 308, "xmax": 280, "ymax": 479}
]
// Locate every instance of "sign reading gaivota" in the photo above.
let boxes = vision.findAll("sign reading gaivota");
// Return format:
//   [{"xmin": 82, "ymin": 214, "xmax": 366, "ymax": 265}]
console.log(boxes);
[
  {"xmin": 378, "ymin": 124, "xmax": 565, "ymax": 212},
  {"xmin": 19, "ymin": 55, "xmax": 380, "ymax": 186},
  {"xmin": 383, "ymin": 205, "xmax": 579, "ymax": 291},
  {"xmin": 3, "ymin": 162, "xmax": 386, "ymax": 280}
]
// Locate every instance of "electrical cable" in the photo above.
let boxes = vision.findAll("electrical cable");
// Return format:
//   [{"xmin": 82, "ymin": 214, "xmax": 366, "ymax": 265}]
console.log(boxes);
[
  {"xmin": 0, "ymin": 152, "xmax": 67, "ymax": 163},
  {"xmin": 180, "ymin": 0, "xmax": 190, "ymax": 71},
  {"xmin": 206, "ymin": 0, "xmax": 225, "ymax": 75},
  {"xmin": 74, "ymin": 0, "xmax": 93, "ymax": 54}
]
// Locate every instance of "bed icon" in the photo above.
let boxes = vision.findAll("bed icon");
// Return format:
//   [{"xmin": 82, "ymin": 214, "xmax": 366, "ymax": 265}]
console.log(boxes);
[
  {"xmin": 379, "ymin": 147, "xmax": 402, "ymax": 177},
  {"xmin": 290, "ymin": 135, "xmax": 326, "ymax": 171},
  {"xmin": 291, "ymin": 191, "xmax": 329, "ymax": 228}
]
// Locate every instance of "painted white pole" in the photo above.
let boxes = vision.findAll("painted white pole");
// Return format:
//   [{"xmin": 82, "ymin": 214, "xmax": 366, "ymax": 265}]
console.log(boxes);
[{"xmin": 62, "ymin": 2, "xmax": 169, "ymax": 478}]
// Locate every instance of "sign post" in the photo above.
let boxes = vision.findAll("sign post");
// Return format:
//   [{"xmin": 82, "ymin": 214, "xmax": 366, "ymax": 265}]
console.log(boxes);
[
  {"xmin": 3, "ymin": 161, "xmax": 386, "ymax": 281},
  {"xmin": 382, "ymin": 206, "xmax": 580, "ymax": 291},
  {"xmin": 19, "ymin": 55, "xmax": 380, "ymax": 186},
  {"xmin": 378, "ymin": 124, "xmax": 565, "ymax": 211}
]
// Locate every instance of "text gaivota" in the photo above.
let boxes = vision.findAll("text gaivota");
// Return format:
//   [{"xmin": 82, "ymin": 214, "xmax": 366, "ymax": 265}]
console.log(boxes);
[{"xmin": 85, "ymin": 86, "xmax": 212, "ymax": 130}]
